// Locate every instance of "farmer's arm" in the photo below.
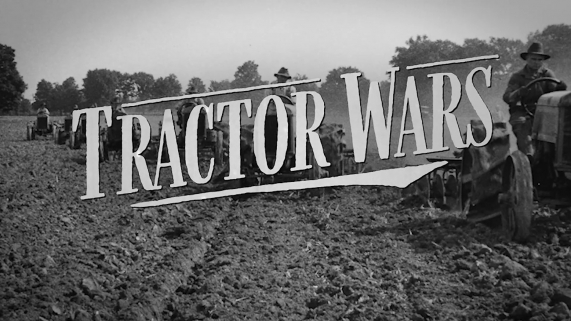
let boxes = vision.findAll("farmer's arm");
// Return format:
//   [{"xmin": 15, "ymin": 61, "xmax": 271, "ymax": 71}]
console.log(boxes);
[{"xmin": 503, "ymin": 74, "xmax": 524, "ymax": 104}]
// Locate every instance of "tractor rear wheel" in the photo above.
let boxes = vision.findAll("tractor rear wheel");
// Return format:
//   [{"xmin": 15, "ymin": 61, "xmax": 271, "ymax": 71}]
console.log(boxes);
[
  {"xmin": 500, "ymin": 151, "xmax": 533, "ymax": 242},
  {"xmin": 53, "ymin": 127, "xmax": 58, "ymax": 144},
  {"xmin": 69, "ymin": 131, "xmax": 76, "ymax": 149}
]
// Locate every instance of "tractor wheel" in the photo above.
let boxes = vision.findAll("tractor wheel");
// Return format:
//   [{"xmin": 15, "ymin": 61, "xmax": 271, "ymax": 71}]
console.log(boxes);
[
  {"xmin": 432, "ymin": 173, "xmax": 445, "ymax": 206},
  {"xmin": 500, "ymin": 151, "xmax": 533, "ymax": 242},
  {"xmin": 69, "ymin": 131, "xmax": 76, "ymax": 149},
  {"xmin": 215, "ymin": 131, "xmax": 224, "ymax": 166}
]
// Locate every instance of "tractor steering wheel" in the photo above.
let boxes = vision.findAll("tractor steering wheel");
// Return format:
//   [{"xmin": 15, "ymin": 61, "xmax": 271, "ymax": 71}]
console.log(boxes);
[{"xmin": 520, "ymin": 77, "xmax": 562, "ymax": 117}]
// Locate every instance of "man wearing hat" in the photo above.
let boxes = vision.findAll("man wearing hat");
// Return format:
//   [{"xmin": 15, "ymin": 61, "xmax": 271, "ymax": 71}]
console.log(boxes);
[
  {"xmin": 37, "ymin": 102, "xmax": 50, "ymax": 117},
  {"xmin": 108, "ymin": 97, "xmax": 127, "ymax": 150},
  {"xmin": 177, "ymin": 86, "xmax": 205, "ymax": 131},
  {"xmin": 503, "ymin": 42, "xmax": 567, "ymax": 158},
  {"xmin": 267, "ymin": 67, "xmax": 297, "ymax": 103}
]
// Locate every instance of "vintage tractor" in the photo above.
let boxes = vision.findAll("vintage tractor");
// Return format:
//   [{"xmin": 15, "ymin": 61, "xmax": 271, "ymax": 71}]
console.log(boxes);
[
  {"xmin": 53, "ymin": 115, "xmax": 87, "ymax": 147},
  {"xmin": 27, "ymin": 115, "xmax": 55, "ymax": 140},
  {"xmin": 459, "ymin": 77, "xmax": 570, "ymax": 242},
  {"xmin": 99, "ymin": 114, "xmax": 142, "ymax": 162},
  {"xmin": 69, "ymin": 115, "xmax": 87, "ymax": 149},
  {"xmin": 177, "ymin": 101, "xmax": 219, "ymax": 157},
  {"xmin": 212, "ymin": 95, "xmax": 349, "ymax": 187}
]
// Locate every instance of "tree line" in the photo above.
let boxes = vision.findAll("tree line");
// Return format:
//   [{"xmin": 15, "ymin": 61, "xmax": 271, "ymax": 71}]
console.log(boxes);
[{"xmin": 1, "ymin": 24, "xmax": 571, "ymax": 116}]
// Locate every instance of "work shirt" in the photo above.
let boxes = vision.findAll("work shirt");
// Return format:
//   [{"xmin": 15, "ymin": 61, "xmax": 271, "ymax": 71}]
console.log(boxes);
[
  {"xmin": 502, "ymin": 65, "xmax": 559, "ymax": 114},
  {"xmin": 177, "ymin": 98, "xmax": 205, "ymax": 128},
  {"xmin": 266, "ymin": 81, "xmax": 297, "ymax": 104},
  {"xmin": 109, "ymin": 109, "xmax": 127, "ymax": 143},
  {"xmin": 37, "ymin": 107, "xmax": 50, "ymax": 117}
]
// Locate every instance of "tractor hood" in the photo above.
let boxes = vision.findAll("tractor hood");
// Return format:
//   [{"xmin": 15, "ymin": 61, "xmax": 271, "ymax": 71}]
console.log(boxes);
[
  {"xmin": 533, "ymin": 90, "xmax": 571, "ymax": 145},
  {"xmin": 537, "ymin": 90, "xmax": 571, "ymax": 108}
]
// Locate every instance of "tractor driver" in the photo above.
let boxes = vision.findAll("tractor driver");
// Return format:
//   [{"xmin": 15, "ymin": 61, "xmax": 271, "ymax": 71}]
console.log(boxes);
[
  {"xmin": 37, "ymin": 102, "xmax": 50, "ymax": 117},
  {"xmin": 267, "ymin": 67, "xmax": 297, "ymax": 103},
  {"xmin": 108, "ymin": 97, "xmax": 127, "ymax": 150},
  {"xmin": 503, "ymin": 42, "xmax": 567, "ymax": 161},
  {"xmin": 177, "ymin": 86, "xmax": 205, "ymax": 131}
]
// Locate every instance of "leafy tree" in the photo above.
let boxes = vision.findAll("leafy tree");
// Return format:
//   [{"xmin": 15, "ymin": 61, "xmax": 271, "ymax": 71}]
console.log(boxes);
[
  {"xmin": 32, "ymin": 78, "xmax": 84, "ymax": 113},
  {"xmin": 17, "ymin": 98, "xmax": 31, "ymax": 115},
  {"xmin": 319, "ymin": 66, "xmax": 370, "ymax": 114},
  {"xmin": 150, "ymin": 74, "xmax": 182, "ymax": 98},
  {"xmin": 116, "ymin": 77, "xmax": 142, "ymax": 102},
  {"xmin": 54, "ymin": 77, "xmax": 83, "ymax": 113},
  {"xmin": 33, "ymin": 79, "xmax": 55, "ymax": 109},
  {"xmin": 207, "ymin": 79, "xmax": 233, "ymax": 106},
  {"xmin": 528, "ymin": 24, "xmax": 571, "ymax": 85},
  {"xmin": 83, "ymin": 69, "xmax": 122, "ymax": 106},
  {"xmin": 231, "ymin": 60, "xmax": 264, "ymax": 89},
  {"xmin": 128, "ymin": 72, "xmax": 155, "ymax": 100},
  {"xmin": 0, "ymin": 44, "xmax": 27, "ymax": 112},
  {"xmin": 187, "ymin": 77, "xmax": 206, "ymax": 94},
  {"xmin": 486, "ymin": 38, "xmax": 526, "ymax": 77},
  {"xmin": 231, "ymin": 61, "xmax": 268, "ymax": 105},
  {"xmin": 209, "ymin": 79, "xmax": 232, "ymax": 92},
  {"xmin": 388, "ymin": 35, "xmax": 527, "ymax": 119},
  {"xmin": 390, "ymin": 35, "xmax": 463, "ymax": 68},
  {"xmin": 292, "ymin": 73, "xmax": 319, "ymax": 92}
]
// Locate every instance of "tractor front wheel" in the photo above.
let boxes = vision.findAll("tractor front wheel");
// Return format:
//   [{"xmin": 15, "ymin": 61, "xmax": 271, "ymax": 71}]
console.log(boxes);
[
  {"xmin": 69, "ymin": 131, "xmax": 76, "ymax": 149},
  {"xmin": 499, "ymin": 151, "xmax": 533, "ymax": 242}
]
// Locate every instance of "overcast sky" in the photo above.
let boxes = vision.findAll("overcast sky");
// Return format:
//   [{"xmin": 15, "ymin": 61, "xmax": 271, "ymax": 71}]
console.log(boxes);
[{"xmin": 2, "ymin": 0, "xmax": 571, "ymax": 101}]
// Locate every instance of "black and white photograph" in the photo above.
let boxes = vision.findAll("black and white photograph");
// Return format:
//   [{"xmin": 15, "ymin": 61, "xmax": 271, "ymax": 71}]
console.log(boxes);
[{"xmin": 2, "ymin": 0, "xmax": 571, "ymax": 320}]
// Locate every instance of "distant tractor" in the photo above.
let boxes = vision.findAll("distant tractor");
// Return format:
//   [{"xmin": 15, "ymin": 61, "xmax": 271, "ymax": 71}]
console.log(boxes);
[
  {"xmin": 53, "ymin": 114, "xmax": 87, "ymax": 148},
  {"xmin": 27, "ymin": 115, "xmax": 54, "ymax": 141}
]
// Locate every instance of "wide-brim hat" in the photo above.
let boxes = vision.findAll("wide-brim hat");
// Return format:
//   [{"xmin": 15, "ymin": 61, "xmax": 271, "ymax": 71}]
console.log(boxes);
[
  {"xmin": 521, "ymin": 42, "xmax": 550, "ymax": 60},
  {"xmin": 274, "ymin": 67, "xmax": 292, "ymax": 79},
  {"xmin": 110, "ymin": 97, "xmax": 122, "ymax": 105},
  {"xmin": 186, "ymin": 86, "xmax": 199, "ymax": 94}
]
